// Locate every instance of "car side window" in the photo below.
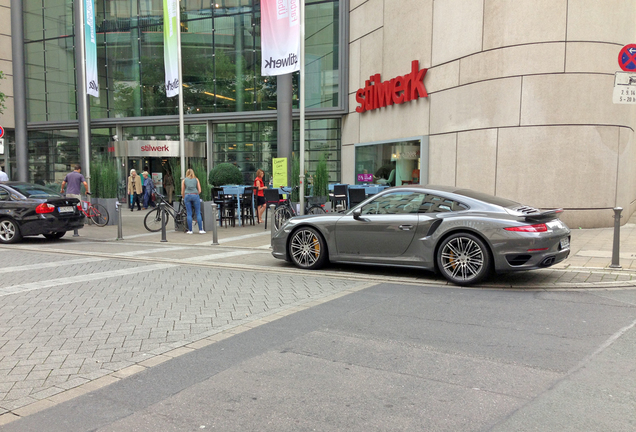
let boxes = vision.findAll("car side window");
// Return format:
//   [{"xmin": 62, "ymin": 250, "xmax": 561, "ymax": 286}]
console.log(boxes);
[
  {"xmin": 0, "ymin": 188, "xmax": 9, "ymax": 201},
  {"xmin": 360, "ymin": 191, "xmax": 426, "ymax": 215},
  {"xmin": 418, "ymin": 194, "xmax": 468, "ymax": 213}
]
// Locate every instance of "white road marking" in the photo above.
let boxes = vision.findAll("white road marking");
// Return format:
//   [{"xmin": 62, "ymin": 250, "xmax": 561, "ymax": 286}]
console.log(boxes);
[
  {"xmin": 0, "ymin": 257, "xmax": 106, "ymax": 274},
  {"xmin": 0, "ymin": 263, "xmax": 176, "ymax": 297},
  {"xmin": 194, "ymin": 231, "xmax": 271, "ymax": 246},
  {"xmin": 113, "ymin": 246, "xmax": 189, "ymax": 257},
  {"xmin": 180, "ymin": 250, "xmax": 265, "ymax": 262}
]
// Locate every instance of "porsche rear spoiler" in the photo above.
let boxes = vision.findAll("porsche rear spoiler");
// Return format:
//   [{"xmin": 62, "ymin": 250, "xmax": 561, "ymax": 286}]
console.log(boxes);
[{"xmin": 524, "ymin": 209, "xmax": 564, "ymax": 223}]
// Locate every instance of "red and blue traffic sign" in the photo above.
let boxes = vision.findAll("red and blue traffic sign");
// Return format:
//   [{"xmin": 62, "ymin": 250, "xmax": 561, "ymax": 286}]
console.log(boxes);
[
  {"xmin": 0, "ymin": 126, "xmax": 4, "ymax": 138},
  {"xmin": 619, "ymin": 44, "xmax": 636, "ymax": 71}
]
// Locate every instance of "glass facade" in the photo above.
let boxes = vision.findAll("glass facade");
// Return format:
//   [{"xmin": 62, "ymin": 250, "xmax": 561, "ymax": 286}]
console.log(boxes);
[
  {"xmin": 355, "ymin": 139, "xmax": 422, "ymax": 187},
  {"xmin": 22, "ymin": 0, "xmax": 344, "ymax": 188}
]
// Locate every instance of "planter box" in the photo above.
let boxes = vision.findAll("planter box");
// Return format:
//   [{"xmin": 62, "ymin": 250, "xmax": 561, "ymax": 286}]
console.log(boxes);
[{"xmin": 92, "ymin": 197, "xmax": 118, "ymax": 226}]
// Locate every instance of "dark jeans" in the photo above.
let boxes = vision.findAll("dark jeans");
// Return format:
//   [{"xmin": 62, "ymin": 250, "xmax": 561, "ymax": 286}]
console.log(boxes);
[
  {"xmin": 185, "ymin": 194, "xmax": 203, "ymax": 232},
  {"xmin": 130, "ymin": 193, "xmax": 141, "ymax": 210}
]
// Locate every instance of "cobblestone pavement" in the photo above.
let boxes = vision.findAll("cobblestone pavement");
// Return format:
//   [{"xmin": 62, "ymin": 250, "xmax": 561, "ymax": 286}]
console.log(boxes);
[{"xmin": 0, "ymin": 243, "xmax": 372, "ymax": 419}]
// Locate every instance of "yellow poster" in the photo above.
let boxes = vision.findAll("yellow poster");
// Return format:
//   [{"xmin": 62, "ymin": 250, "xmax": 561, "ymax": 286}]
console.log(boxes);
[{"xmin": 272, "ymin": 157, "xmax": 287, "ymax": 188}]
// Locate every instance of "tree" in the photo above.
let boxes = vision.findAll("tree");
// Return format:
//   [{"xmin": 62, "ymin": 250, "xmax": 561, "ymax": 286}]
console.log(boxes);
[{"xmin": 0, "ymin": 71, "xmax": 6, "ymax": 114}]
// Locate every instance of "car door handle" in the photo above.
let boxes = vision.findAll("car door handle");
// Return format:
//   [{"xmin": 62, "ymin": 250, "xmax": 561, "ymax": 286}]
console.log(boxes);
[{"xmin": 399, "ymin": 224, "xmax": 413, "ymax": 231}]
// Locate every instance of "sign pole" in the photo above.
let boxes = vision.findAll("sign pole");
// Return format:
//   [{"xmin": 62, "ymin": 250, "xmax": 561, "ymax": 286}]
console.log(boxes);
[
  {"xmin": 299, "ymin": 0, "xmax": 305, "ymax": 216},
  {"xmin": 176, "ymin": 10, "xmax": 185, "ymax": 182}
]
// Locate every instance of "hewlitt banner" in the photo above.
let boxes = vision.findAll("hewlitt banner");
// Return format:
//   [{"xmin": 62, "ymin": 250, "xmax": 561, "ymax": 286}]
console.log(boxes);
[
  {"xmin": 163, "ymin": 0, "xmax": 180, "ymax": 97},
  {"xmin": 84, "ymin": 0, "xmax": 98, "ymax": 97},
  {"xmin": 261, "ymin": 0, "xmax": 300, "ymax": 76}
]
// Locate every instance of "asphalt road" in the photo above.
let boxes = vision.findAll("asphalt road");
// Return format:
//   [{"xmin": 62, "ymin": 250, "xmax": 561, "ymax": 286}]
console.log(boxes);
[{"xmin": 1, "ymin": 243, "xmax": 635, "ymax": 431}]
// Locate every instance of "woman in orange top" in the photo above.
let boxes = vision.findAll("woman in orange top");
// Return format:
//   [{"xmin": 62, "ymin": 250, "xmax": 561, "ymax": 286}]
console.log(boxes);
[{"xmin": 254, "ymin": 169, "xmax": 266, "ymax": 223}]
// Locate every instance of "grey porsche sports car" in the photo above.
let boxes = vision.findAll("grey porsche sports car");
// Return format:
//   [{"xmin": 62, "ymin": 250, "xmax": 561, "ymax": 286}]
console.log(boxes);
[{"xmin": 271, "ymin": 185, "xmax": 571, "ymax": 285}]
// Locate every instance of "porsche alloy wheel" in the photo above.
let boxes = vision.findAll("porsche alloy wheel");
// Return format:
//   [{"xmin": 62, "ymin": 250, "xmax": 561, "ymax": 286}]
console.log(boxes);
[
  {"xmin": 437, "ymin": 232, "xmax": 491, "ymax": 285},
  {"xmin": 288, "ymin": 227, "xmax": 327, "ymax": 270}
]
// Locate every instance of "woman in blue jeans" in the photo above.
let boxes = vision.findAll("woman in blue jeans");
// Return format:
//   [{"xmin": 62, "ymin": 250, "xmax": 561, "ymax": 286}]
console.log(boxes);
[{"xmin": 181, "ymin": 168, "xmax": 205, "ymax": 234}]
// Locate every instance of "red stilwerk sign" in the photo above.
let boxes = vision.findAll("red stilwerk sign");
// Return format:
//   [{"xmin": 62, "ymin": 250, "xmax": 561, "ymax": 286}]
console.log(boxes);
[{"xmin": 355, "ymin": 60, "xmax": 428, "ymax": 113}]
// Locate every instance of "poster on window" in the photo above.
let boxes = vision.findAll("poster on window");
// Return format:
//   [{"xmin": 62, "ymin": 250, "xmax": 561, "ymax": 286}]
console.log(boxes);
[
  {"xmin": 163, "ymin": 0, "xmax": 180, "ymax": 97},
  {"xmin": 84, "ymin": 0, "xmax": 98, "ymax": 97},
  {"xmin": 261, "ymin": 0, "xmax": 300, "ymax": 76}
]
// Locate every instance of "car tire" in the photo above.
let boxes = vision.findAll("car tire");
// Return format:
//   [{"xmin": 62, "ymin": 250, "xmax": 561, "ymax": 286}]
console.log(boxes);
[
  {"xmin": 43, "ymin": 231, "xmax": 66, "ymax": 240},
  {"xmin": 436, "ymin": 232, "xmax": 491, "ymax": 286},
  {"xmin": 0, "ymin": 218, "xmax": 23, "ymax": 244},
  {"xmin": 288, "ymin": 227, "xmax": 328, "ymax": 270}
]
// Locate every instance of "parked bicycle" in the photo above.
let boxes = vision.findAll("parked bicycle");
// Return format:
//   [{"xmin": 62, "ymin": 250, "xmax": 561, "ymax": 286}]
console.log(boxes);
[
  {"xmin": 273, "ymin": 189, "xmax": 326, "ymax": 231},
  {"xmin": 143, "ymin": 192, "xmax": 189, "ymax": 232},
  {"xmin": 80, "ymin": 193, "xmax": 109, "ymax": 227}
]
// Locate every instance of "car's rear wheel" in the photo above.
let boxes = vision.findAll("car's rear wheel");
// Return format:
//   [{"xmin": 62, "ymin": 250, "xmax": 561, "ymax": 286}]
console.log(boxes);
[
  {"xmin": 437, "ymin": 232, "xmax": 491, "ymax": 286},
  {"xmin": 0, "ymin": 218, "xmax": 22, "ymax": 244},
  {"xmin": 288, "ymin": 227, "xmax": 328, "ymax": 270},
  {"xmin": 43, "ymin": 231, "xmax": 66, "ymax": 240}
]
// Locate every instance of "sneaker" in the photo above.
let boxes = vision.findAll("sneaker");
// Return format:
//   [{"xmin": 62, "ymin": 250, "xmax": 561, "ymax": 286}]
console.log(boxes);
[
  {"xmin": 199, "ymin": 230, "xmax": 206, "ymax": 234},
  {"xmin": 186, "ymin": 231, "xmax": 193, "ymax": 234}
]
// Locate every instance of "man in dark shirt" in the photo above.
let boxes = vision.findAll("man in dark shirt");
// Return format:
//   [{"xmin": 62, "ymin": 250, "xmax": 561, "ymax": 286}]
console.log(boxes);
[{"xmin": 61, "ymin": 164, "xmax": 89, "ymax": 201}]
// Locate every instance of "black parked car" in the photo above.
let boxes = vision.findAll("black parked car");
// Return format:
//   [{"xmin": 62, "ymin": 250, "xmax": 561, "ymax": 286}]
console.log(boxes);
[{"xmin": 0, "ymin": 182, "xmax": 85, "ymax": 244}]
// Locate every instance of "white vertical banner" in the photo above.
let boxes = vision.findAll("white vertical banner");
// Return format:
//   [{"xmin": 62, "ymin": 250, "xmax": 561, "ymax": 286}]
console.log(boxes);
[
  {"xmin": 163, "ymin": 0, "xmax": 180, "ymax": 97},
  {"xmin": 84, "ymin": 0, "xmax": 99, "ymax": 97},
  {"xmin": 261, "ymin": 0, "xmax": 300, "ymax": 76}
]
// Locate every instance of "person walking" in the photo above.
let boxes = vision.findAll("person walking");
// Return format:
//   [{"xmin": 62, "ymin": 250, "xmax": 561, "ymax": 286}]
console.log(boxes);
[
  {"xmin": 163, "ymin": 170, "xmax": 175, "ymax": 205},
  {"xmin": 142, "ymin": 171, "xmax": 155, "ymax": 209},
  {"xmin": 181, "ymin": 168, "xmax": 205, "ymax": 234},
  {"xmin": 127, "ymin": 169, "xmax": 142, "ymax": 211},
  {"xmin": 0, "ymin": 166, "xmax": 8, "ymax": 182},
  {"xmin": 254, "ymin": 169, "xmax": 266, "ymax": 224},
  {"xmin": 60, "ymin": 164, "xmax": 89, "ymax": 201}
]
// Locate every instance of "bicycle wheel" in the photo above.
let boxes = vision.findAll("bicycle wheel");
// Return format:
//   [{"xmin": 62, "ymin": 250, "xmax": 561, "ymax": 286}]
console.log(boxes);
[
  {"xmin": 274, "ymin": 205, "xmax": 294, "ymax": 231},
  {"xmin": 90, "ymin": 203, "xmax": 109, "ymax": 227},
  {"xmin": 144, "ymin": 207, "xmax": 168, "ymax": 232},
  {"xmin": 307, "ymin": 204, "xmax": 326, "ymax": 215},
  {"xmin": 174, "ymin": 208, "xmax": 187, "ymax": 232}
]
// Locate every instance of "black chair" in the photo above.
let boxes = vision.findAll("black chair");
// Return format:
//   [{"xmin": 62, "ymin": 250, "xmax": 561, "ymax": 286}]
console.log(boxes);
[
  {"xmin": 348, "ymin": 188, "xmax": 366, "ymax": 208},
  {"xmin": 213, "ymin": 187, "xmax": 237, "ymax": 227},
  {"xmin": 331, "ymin": 184, "xmax": 349, "ymax": 210},
  {"xmin": 263, "ymin": 188, "xmax": 282, "ymax": 229},
  {"xmin": 240, "ymin": 186, "xmax": 255, "ymax": 226}
]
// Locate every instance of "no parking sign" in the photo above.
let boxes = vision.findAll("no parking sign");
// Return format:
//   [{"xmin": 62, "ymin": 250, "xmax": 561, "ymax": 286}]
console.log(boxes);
[{"xmin": 618, "ymin": 44, "xmax": 636, "ymax": 71}]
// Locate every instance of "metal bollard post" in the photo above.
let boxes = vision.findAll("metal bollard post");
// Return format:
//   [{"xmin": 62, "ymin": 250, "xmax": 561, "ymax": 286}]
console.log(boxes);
[
  {"xmin": 116, "ymin": 200, "xmax": 123, "ymax": 240},
  {"xmin": 160, "ymin": 203, "xmax": 168, "ymax": 242},
  {"xmin": 211, "ymin": 203, "xmax": 219, "ymax": 245},
  {"xmin": 609, "ymin": 207, "xmax": 622, "ymax": 268},
  {"xmin": 269, "ymin": 204, "xmax": 276, "ymax": 239}
]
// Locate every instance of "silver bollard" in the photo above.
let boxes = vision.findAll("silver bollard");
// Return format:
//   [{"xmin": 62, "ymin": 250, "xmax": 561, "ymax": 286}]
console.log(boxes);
[
  {"xmin": 116, "ymin": 200, "xmax": 123, "ymax": 240},
  {"xmin": 211, "ymin": 203, "xmax": 219, "ymax": 245},
  {"xmin": 609, "ymin": 207, "xmax": 622, "ymax": 268},
  {"xmin": 269, "ymin": 204, "xmax": 277, "ymax": 239},
  {"xmin": 161, "ymin": 203, "xmax": 168, "ymax": 243}
]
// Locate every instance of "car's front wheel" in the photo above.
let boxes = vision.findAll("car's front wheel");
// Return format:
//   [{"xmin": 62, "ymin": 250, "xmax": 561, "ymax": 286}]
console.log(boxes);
[
  {"xmin": 0, "ymin": 218, "xmax": 23, "ymax": 244},
  {"xmin": 436, "ymin": 232, "xmax": 491, "ymax": 285},
  {"xmin": 288, "ymin": 227, "xmax": 328, "ymax": 270}
]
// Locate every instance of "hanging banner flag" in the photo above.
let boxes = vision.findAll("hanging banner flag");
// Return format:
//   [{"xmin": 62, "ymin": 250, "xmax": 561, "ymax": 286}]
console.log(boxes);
[
  {"xmin": 163, "ymin": 0, "xmax": 180, "ymax": 97},
  {"xmin": 261, "ymin": 0, "xmax": 300, "ymax": 76},
  {"xmin": 84, "ymin": 0, "xmax": 99, "ymax": 97}
]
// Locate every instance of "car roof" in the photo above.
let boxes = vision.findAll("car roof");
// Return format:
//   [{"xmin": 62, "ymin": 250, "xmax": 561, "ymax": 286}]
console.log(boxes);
[{"xmin": 387, "ymin": 184, "xmax": 521, "ymax": 208}]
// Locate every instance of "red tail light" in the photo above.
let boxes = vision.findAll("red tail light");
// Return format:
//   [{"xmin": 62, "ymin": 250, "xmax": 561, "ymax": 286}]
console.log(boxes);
[
  {"xmin": 504, "ymin": 223, "xmax": 548, "ymax": 233},
  {"xmin": 36, "ymin": 203, "xmax": 55, "ymax": 214}
]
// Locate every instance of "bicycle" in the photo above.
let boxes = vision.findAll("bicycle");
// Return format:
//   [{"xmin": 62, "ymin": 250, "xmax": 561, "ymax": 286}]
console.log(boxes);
[
  {"xmin": 79, "ymin": 193, "xmax": 109, "ymax": 227},
  {"xmin": 143, "ymin": 192, "xmax": 189, "ymax": 232},
  {"xmin": 273, "ymin": 188, "xmax": 326, "ymax": 231}
]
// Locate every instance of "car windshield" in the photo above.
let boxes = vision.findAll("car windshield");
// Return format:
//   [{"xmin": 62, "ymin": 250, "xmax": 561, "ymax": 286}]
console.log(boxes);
[
  {"xmin": 10, "ymin": 184, "xmax": 62, "ymax": 198},
  {"xmin": 454, "ymin": 189, "xmax": 520, "ymax": 208}
]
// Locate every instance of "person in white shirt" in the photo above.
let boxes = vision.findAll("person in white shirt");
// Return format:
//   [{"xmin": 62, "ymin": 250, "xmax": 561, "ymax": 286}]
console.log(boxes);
[{"xmin": 0, "ymin": 167, "xmax": 8, "ymax": 182}]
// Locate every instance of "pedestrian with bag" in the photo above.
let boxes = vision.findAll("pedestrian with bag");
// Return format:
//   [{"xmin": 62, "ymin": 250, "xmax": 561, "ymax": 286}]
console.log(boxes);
[
  {"xmin": 181, "ymin": 168, "xmax": 205, "ymax": 234},
  {"xmin": 127, "ymin": 169, "xmax": 142, "ymax": 211}
]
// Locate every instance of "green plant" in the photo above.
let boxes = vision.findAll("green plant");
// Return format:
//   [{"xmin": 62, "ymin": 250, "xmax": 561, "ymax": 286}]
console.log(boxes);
[
  {"xmin": 190, "ymin": 158, "xmax": 211, "ymax": 200},
  {"xmin": 91, "ymin": 157, "xmax": 118, "ymax": 198},
  {"xmin": 168, "ymin": 159, "xmax": 182, "ymax": 196},
  {"xmin": 313, "ymin": 153, "xmax": 329, "ymax": 198},
  {"xmin": 208, "ymin": 163, "xmax": 243, "ymax": 187}
]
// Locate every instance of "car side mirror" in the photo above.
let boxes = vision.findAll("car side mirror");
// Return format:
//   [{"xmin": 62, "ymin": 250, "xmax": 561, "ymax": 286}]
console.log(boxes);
[{"xmin": 353, "ymin": 207, "xmax": 363, "ymax": 220}]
